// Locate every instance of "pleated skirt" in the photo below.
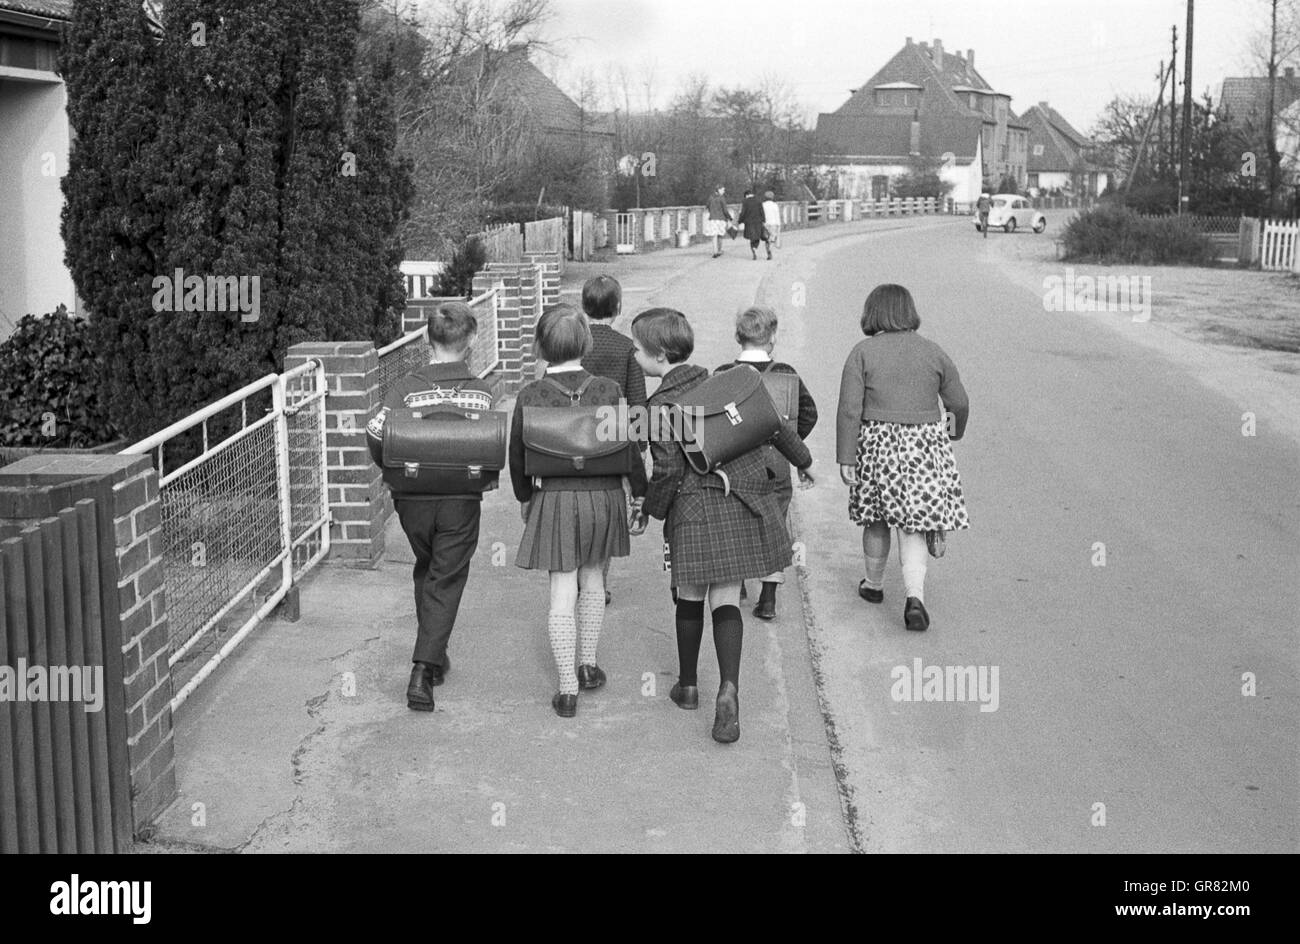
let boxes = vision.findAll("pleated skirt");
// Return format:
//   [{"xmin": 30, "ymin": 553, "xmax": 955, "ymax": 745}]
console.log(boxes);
[{"xmin": 515, "ymin": 486, "xmax": 630, "ymax": 572}]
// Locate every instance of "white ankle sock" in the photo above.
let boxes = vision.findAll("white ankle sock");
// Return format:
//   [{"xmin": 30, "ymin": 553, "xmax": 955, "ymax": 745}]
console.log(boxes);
[{"xmin": 899, "ymin": 531, "xmax": 928, "ymax": 602}]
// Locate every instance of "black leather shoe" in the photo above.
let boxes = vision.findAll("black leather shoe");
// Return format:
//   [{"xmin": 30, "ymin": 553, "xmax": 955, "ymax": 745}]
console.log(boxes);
[
  {"xmin": 605, "ymin": 590, "xmax": 611, "ymax": 606},
  {"xmin": 904, "ymin": 597, "xmax": 930, "ymax": 632},
  {"xmin": 551, "ymin": 692, "xmax": 577, "ymax": 717},
  {"xmin": 752, "ymin": 599, "xmax": 775, "ymax": 620},
  {"xmin": 669, "ymin": 682, "xmax": 699, "ymax": 710},
  {"xmin": 428, "ymin": 662, "xmax": 446, "ymax": 687},
  {"xmin": 406, "ymin": 663, "xmax": 435, "ymax": 711},
  {"xmin": 858, "ymin": 580, "xmax": 883, "ymax": 604},
  {"xmin": 712, "ymin": 682, "xmax": 740, "ymax": 743},
  {"xmin": 577, "ymin": 664, "xmax": 606, "ymax": 690}
]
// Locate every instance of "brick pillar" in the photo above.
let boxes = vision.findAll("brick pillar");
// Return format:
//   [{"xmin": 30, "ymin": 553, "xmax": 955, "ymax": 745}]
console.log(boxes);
[
  {"xmin": 476, "ymin": 267, "xmax": 523, "ymax": 395},
  {"xmin": 0, "ymin": 452, "xmax": 176, "ymax": 839},
  {"xmin": 284, "ymin": 342, "xmax": 384, "ymax": 566}
]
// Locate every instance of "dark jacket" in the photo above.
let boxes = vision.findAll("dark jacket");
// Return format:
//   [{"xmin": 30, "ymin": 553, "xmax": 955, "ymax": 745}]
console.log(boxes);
[
  {"xmin": 644, "ymin": 364, "xmax": 811, "ymax": 586},
  {"xmin": 366, "ymin": 360, "xmax": 498, "ymax": 502},
  {"xmin": 706, "ymin": 193, "xmax": 731, "ymax": 221},
  {"xmin": 737, "ymin": 194, "xmax": 765, "ymax": 242},
  {"xmin": 582, "ymin": 322, "xmax": 647, "ymax": 415},
  {"xmin": 508, "ymin": 369, "xmax": 649, "ymax": 504}
]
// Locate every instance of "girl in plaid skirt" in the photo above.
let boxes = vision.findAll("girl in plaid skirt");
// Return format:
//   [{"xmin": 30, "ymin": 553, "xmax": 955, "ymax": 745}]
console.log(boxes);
[{"xmin": 631, "ymin": 308, "xmax": 814, "ymax": 744}]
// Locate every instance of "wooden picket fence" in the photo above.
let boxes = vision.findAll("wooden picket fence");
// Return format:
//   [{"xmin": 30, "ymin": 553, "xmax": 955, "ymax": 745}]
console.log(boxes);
[
  {"xmin": 0, "ymin": 481, "xmax": 133, "ymax": 853},
  {"xmin": 1260, "ymin": 219, "xmax": 1300, "ymax": 272}
]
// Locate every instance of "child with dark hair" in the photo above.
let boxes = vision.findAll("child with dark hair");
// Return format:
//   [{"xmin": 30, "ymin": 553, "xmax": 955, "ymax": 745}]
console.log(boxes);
[
  {"xmin": 715, "ymin": 305, "xmax": 817, "ymax": 620},
  {"xmin": 579, "ymin": 275, "xmax": 648, "ymax": 605},
  {"xmin": 836, "ymin": 284, "xmax": 970, "ymax": 633},
  {"xmin": 366, "ymin": 301, "xmax": 497, "ymax": 712},
  {"xmin": 509, "ymin": 304, "xmax": 647, "ymax": 717},
  {"xmin": 633, "ymin": 307, "xmax": 813, "ymax": 744}
]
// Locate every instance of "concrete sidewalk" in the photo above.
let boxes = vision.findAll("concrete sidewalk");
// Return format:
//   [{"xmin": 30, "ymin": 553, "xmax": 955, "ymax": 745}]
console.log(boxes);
[{"xmin": 147, "ymin": 215, "xmax": 949, "ymax": 853}]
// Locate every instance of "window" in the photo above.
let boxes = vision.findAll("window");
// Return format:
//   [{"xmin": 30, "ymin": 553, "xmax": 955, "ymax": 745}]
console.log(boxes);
[
  {"xmin": 1033, "ymin": 144, "xmax": 1044, "ymax": 156},
  {"xmin": 872, "ymin": 175, "xmax": 889, "ymax": 200},
  {"xmin": 875, "ymin": 90, "xmax": 915, "ymax": 107}
]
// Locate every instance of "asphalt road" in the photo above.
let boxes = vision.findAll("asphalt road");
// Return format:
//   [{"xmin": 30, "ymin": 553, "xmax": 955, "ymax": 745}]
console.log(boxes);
[{"xmin": 772, "ymin": 218, "xmax": 1300, "ymax": 852}]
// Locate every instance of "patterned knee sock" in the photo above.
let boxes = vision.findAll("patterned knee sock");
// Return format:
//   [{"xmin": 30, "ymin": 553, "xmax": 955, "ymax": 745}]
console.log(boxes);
[
  {"xmin": 548, "ymin": 613, "xmax": 578, "ymax": 695},
  {"xmin": 576, "ymin": 590, "xmax": 604, "ymax": 666},
  {"xmin": 675, "ymin": 599, "xmax": 705, "ymax": 686},
  {"xmin": 712, "ymin": 605, "xmax": 743, "ymax": 689},
  {"xmin": 863, "ymin": 555, "xmax": 888, "ymax": 591},
  {"xmin": 899, "ymin": 531, "xmax": 928, "ymax": 602}
]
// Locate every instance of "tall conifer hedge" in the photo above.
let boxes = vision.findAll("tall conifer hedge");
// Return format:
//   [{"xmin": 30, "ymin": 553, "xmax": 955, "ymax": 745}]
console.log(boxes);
[{"xmin": 60, "ymin": 0, "xmax": 412, "ymax": 441}]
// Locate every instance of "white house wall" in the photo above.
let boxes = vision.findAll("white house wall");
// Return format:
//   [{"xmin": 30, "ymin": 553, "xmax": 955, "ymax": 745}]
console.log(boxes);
[{"xmin": 0, "ymin": 71, "xmax": 76, "ymax": 338}]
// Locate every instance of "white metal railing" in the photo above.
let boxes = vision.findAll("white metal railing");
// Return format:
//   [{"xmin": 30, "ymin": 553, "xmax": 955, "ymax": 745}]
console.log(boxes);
[{"xmin": 120, "ymin": 358, "xmax": 330, "ymax": 711}]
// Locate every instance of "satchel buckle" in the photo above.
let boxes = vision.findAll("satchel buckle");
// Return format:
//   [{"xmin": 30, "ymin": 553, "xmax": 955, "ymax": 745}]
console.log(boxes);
[
  {"xmin": 403, "ymin": 462, "xmax": 419, "ymax": 478},
  {"xmin": 725, "ymin": 402, "xmax": 742, "ymax": 426},
  {"xmin": 572, "ymin": 456, "xmax": 586, "ymax": 471},
  {"xmin": 467, "ymin": 465, "xmax": 482, "ymax": 479}
]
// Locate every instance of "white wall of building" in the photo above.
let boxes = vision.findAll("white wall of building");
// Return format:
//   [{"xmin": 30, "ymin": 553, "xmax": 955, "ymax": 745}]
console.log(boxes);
[{"xmin": 0, "ymin": 71, "xmax": 76, "ymax": 339}]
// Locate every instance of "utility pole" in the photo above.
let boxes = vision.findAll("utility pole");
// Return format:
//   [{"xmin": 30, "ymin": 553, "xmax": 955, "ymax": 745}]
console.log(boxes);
[
  {"xmin": 1156, "ymin": 61, "xmax": 1166, "ymax": 174},
  {"xmin": 1178, "ymin": 0, "xmax": 1194, "ymax": 214},
  {"xmin": 1169, "ymin": 26, "xmax": 1178, "ymax": 177},
  {"xmin": 1266, "ymin": 0, "xmax": 1280, "ymax": 215},
  {"xmin": 1128, "ymin": 61, "xmax": 1175, "ymax": 195}
]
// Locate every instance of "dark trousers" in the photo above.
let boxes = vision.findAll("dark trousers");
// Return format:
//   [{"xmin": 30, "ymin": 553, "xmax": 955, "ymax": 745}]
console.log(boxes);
[{"xmin": 395, "ymin": 498, "xmax": 482, "ymax": 667}]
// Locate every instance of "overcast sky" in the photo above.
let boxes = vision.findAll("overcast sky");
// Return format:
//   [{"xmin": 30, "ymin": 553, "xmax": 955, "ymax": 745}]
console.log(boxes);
[{"xmin": 513, "ymin": 0, "xmax": 1274, "ymax": 134}]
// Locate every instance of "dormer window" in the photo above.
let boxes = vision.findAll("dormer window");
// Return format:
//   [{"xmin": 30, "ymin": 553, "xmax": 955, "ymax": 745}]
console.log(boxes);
[{"xmin": 873, "ymin": 83, "xmax": 922, "ymax": 108}]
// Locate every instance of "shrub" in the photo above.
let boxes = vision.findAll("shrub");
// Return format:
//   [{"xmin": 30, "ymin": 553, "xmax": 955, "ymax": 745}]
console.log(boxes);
[
  {"xmin": 434, "ymin": 236, "xmax": 487, "ymax": 298},
  {"xmin": 1061, "ymin": 205, "xmax": 1216, "ymax": 265},
  {"xmin": 0, "ymin": 305, "xmax": 117, "ymax": 448}
]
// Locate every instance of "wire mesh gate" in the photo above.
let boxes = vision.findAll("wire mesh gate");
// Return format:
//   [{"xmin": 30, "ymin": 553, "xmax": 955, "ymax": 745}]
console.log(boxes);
[{"xmin": 120, "ymin": 359, "xmax": 330, "ymax": 711}]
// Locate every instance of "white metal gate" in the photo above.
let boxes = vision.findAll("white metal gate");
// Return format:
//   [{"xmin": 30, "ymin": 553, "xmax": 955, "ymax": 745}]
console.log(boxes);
[{"xmin": 120, "ymin": 359, "xmax": 330, "ymax": 710}]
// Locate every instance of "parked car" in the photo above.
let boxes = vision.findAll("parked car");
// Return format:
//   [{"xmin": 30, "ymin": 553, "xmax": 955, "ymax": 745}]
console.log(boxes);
[{"xmin": 975, "ymin": 194, "xmax": 1047, "ymax": 234}]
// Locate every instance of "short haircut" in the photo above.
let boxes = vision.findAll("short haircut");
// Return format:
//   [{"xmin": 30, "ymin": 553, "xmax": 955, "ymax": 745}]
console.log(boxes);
[
  {"xmin": 735, "ymin": 305, "xmax": 777, "ymax": 345},
  {"xmin": 581, "ymin": 275, "xmax": 622, "ymax": 321},
  {"xmin": 631, "ymin": 307, "xmax": 694, "ymax": 364},
  {"xmin": 427, "ymin": 301, "xmax": 477, "ymax": 350},
  {"xmin": 861, "ymin": 284, "xmax": 921, "ymax": 336},
  {"xmin": 535, "ymin": 303, "xmax": 592, "ymax": 362},
  {"xmin": 764, "ymin": 190, "xmax": 775, "ymax": 200}
]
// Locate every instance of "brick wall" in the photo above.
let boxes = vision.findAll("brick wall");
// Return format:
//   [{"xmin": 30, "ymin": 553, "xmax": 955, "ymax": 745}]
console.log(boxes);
[{"xmin": 284, "ymin": 342, "xmax": 384, "ymax": 566}]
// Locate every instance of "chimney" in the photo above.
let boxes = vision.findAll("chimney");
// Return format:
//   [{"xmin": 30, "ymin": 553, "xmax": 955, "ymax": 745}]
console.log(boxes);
[
  {"xmin": 905, "ymin": 36, "xmax": 913, "ymax": 46},
  {"xmin": 933, "ymin": 39, "xmax": 944, "ymax": 69},
  {"xmin": 967, "ymin": 48, "xmax": 974, "ymax": 68},
  {"xmin": 1039, "ymin": 101, "xmax": 1049, "ymax": 109},
  {"xmin": 909, "ymin": 112, "xmax": 921, "ymax": 155}
]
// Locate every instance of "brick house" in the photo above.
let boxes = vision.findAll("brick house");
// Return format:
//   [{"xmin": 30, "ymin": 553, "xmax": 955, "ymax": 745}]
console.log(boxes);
[
  {"xmin": 813, "ymin": 37, "xmax": 1029, "ymax": 202},
  {"xmin": 1217, "ymin": 69, "xmax": 1300, "ymax": 183},
  {"xmin": 1020, "ymin": 102, "xmax": 1110, "ymax": 197}
]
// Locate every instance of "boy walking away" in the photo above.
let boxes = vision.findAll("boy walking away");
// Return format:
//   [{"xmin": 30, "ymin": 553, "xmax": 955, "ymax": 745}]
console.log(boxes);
[
  {"xmin": 366, "ymin": 302, "xmax": 498, "ymax": 712},
  {"xmin": 976, "ymin": 192, "xmax": 991, "ymax": 238},
  {"xmin": 761, "ymin": 190, "xmax": 781, "ymax": 255},
  {"xmin": 580, "ymin": 275, "xmax": 648, "ymax": 606},
  {"xmin": 632, "ymin": 308, "xmax": 814, "ymax": 744},
  {"xmin": 715, "ymin": 306, "xmax": 816, "ymax": 620},
  {"xmin": 737, "ymin": 188, "xmax": 766, "ymax": 261}
]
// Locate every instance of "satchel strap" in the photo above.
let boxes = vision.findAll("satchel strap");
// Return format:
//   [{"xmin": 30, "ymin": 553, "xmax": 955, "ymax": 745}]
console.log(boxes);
[{"xmin": 542, "ymin": 374, "xmax": 595, "ymax": 404}]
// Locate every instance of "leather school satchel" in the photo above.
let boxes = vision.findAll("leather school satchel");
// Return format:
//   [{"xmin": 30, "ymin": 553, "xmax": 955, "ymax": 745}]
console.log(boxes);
[
  {"xmin": 382, "ymin": 402, "xmax": 506, "ymax": 495},
  {"xmin": 522, "ymin": 376, "xmax": 639, "ymax": 477},
  {"xmin": 758, "ymin": 370, "xmax": 799, "ymax": 423},
  {"xmin": 675, "ymin": 367, "xmax": 782, "ymax": 474}
]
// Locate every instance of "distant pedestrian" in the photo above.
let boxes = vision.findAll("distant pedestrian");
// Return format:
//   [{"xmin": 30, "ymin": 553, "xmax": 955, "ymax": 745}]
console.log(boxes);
[
  {"xmin": 976, "ymin": 192, "xmax": 991, "ymax": 238},
  {"xmin": 737, "ymin": 187, "xmax": 765, "ymax": 260},
  {"xmin": 703, "ymin": 186, "xmax": 733, "ymax": 258},
  {"xmin": 836, "ymin": 284, "xmax": 970, "ymax": 633},
  {"xmin": 509, "ymin": 305, "xmax": 648, "ymax": 718},
  {"xmin": 580, "ymin": 275, "xmax": 648, "ymax": 606},
  {"xmin": 761, "ymin": 190, "xmax": 781, "ymax": 253},
  {"xmin": 633, "ymin": 307, "xmax": 813, "ymax": 744}
]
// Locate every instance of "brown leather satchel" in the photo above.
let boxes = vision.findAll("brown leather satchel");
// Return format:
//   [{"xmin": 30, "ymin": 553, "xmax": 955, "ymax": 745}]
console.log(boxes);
[
  {"xmin": 522, "ymin": 376, "xmax": 639, "ymax": 477},
  {"xmin": 759, "ymin": 370, "xmax": 799, "ymax": 422},
  {"xmin": 676, "ymin": 367, "xmax": 782, "ymax": 474},
  {"xmin": 382, "ymin": 403, "xmax": 506, "ymax": 495}
]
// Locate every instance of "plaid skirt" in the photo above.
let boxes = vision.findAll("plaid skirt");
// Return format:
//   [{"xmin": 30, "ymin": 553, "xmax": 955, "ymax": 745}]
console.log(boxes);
[
  {"xmin": 516, "ymin": 485, "xmax": 629, "ymax": 572},
  {"xmin": 848, "ymin": 420, "xmax": 970, "ymax": 532},
  {"xmin": 666, "ymin": 483, "xmax": 791, "ymax": 587}
]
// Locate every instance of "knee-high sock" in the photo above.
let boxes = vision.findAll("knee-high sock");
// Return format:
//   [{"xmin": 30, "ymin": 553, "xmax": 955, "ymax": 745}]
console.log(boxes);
[
  {"xmin": 548, "ymin": 613, "xmax": 578, "ymax": 695},
  {"xmin": 576, "ymin": 589, "xmax": 604, "ymax": 666},
  {"xmin": 862, "ymin": 522, "xmax": 891, "ymax": 590},
  {"xmin": 712, "ymin": 605, "xmax": 743, "ymax": 689},
  {"xmin": 675, "ymin": 599, "xmax": 705, "ymax": 686},
  {"xmin": 899, "ymin": 531, "xmax": 928, "ymax": 602}
]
